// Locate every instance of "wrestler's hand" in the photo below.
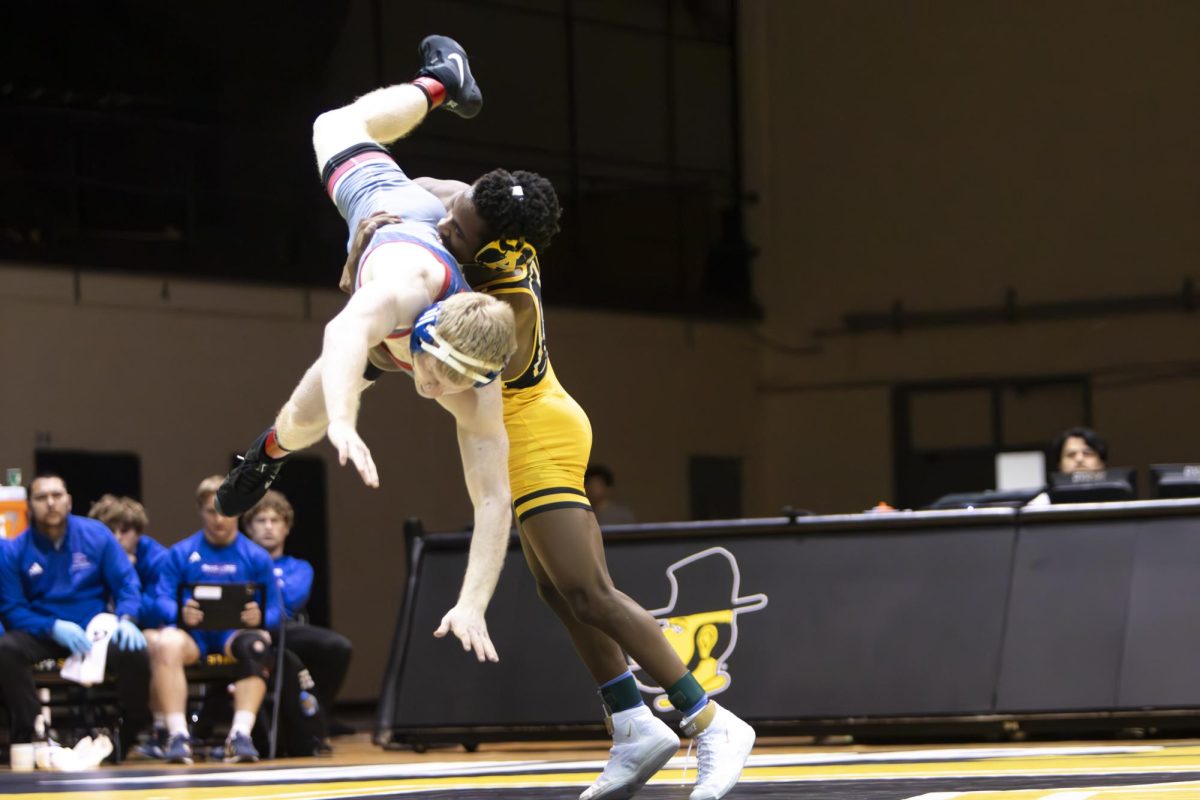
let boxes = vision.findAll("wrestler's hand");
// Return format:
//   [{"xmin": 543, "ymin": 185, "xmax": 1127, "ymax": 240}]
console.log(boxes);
[
  {"xmin": 326, "ymin": 420, "xmax": 379, "ymax": 488},
  {"xmin": 434, "ymin": 604, "xmax": 499, "ymax": 663},
  {"xmin": 340, "ymin": 212, "xmax": 403, "ymax": 294}
]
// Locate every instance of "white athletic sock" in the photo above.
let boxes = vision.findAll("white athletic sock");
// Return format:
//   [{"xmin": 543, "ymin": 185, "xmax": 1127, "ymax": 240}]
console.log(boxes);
[
  {"xmin": 152, "ymin": 711, "xmax": 165, "ymax": 729},
  {"xmin": 229, "ymin": 710, "xmax": 257, "ymax": 739},
  {"xmin": 166, "ymin": 712, "xmax": 188, "ymax": 737}
]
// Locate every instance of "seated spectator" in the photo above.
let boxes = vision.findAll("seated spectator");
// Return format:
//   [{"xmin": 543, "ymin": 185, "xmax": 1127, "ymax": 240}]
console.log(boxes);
[
  {"xmin": 1054, "ymin": 427, "xmax": 1107, "ymax": 474},
  {"xmin": 584, "ymin": 464, "xmax": 636, "ymax": 525},
  {"xmin": 88, "ymin": 495, "xmax": 168, "ymax": 629},
  {"xmin": 1028, "ymin": 427, "xmax": 1110, "ymax": 506},
  {"xmin": 0, "ymin": 474, "xmax": 150, "ymax": 749},
  {"xmin": 150, "ymin": 475, "xmax": 281, "ymax": 764},
  {"xmin": 88, "ymin": 494, "xmax": 171, "ymax": 756},
  {"xmin": 245, "ymin": 491, "xmax": 353, "ymax": 754}
]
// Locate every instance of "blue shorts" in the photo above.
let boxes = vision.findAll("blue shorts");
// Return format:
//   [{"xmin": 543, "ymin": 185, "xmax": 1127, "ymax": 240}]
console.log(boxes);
[{"xmin": 190, "ymin": 629, "xmax": 238, "ymax": 660}]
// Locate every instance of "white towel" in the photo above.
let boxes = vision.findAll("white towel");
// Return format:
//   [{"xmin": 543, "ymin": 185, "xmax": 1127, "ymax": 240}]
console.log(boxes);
[{"xmin": 60, "ymin": 613, "xmax": 118, "ymax": 686}]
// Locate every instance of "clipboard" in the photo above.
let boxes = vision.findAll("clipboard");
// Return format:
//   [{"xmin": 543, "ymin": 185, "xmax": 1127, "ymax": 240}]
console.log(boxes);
[{"xmin": 181, "ymin": 582, "xmax": 263, "ymax": 630}]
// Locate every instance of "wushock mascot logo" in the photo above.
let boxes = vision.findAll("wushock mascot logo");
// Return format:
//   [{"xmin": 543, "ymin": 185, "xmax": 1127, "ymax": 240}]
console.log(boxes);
[{"xmin": 632, "ymin": 547, "xmax": 768, "ymax": 711}]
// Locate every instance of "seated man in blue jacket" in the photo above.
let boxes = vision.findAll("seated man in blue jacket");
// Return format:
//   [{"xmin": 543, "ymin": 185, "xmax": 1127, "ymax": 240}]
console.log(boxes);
[
  {"xmin": 245, "ymin": 490, "xmax": 353, "ymax": 752},
  {"xmin": 88, "ymin": 494, "xmax": 172, "ymax": 755},
  {"xmin": 88, "ymin": 495, "xmax": 168, "ymax": 629},
  {"xmin": 0, "ymin": 474, "xmax": 150, "ymax": 747},
  {"xmin": 150, "ymin": 475, "xmax": 281, "ymax": 765}
]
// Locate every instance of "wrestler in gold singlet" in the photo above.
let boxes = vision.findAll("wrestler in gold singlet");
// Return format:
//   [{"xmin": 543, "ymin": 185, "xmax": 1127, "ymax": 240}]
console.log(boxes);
[
  {"xmin": 349, "ymin": 158, "xmax": 757, "ymax": 800},
  {"xmin": 465, "ymin": 240, "xmax": 594, "ymax": 523}
]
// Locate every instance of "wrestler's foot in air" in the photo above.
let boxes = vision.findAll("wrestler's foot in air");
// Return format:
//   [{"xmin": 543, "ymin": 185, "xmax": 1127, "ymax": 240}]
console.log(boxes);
[
  {"xmin": 417, "ymin": 34, "xmax": 483, "ymax": 118},
  {"xmin": 581, "ymin": 706, "xmax": 679, "ymax": 800},
  {"xmin": 215, "ymin": 430, "xmax": 287, "ymax": 517}
]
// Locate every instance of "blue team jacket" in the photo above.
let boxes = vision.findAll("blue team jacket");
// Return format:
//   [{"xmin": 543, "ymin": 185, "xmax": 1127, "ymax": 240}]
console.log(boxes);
[
  {"xmin": 134, "ymin": 534, "xmax": 169, "ymax": 627},
  {"xmin": 273, "ymin": 554, "xmax": 315, "ymax": 620},
  {"xmin": 0, "ymin": 515, "xmax": 141, "ymax": 636},
  {"xmin": 154, "ymin": 530, "xmax": 282, "ymax": 630}
]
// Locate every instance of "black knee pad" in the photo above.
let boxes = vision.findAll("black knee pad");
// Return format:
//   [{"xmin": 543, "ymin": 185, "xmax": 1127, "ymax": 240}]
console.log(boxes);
[{"xmin": 229, "ymin": 631, "xmax": 272, "ymax": 682}]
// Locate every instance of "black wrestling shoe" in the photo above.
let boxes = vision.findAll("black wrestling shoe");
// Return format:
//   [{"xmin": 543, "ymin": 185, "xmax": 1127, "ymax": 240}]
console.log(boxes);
[
  {"xmin": 214, "ymin": 430, "xmax": 286, "ymax": 517},
  {"xmin": 417, "ymin": 34, "xmax": 483, "ymax": 119}
]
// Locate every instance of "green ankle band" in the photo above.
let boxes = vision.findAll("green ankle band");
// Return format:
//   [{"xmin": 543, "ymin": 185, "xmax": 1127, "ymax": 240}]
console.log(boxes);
[
  {"xmin": 599, "ymin": 672, "xmax": 643, "ymax": 714},
  {"xmin": 666, "ymin": 672, "xmax": 707, "ymax": 714}
]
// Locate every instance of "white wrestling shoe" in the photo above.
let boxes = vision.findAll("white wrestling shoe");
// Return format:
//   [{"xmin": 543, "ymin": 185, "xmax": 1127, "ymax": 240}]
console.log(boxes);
[
  {"xmin": 683, "ymin": 702, "xmax": 756, "ymax": 800},
  {"xmin": 580, "ymin": 705, "xmax": 680, "ymax": 800}
]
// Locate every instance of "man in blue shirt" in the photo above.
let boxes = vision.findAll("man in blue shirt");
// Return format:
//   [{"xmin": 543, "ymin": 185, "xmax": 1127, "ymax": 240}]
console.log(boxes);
[
  {"xmin": 88, "ymin": 494, "xmax": 171, "ymax": 755},
  {"xmin": 245, "ymin": 490, "xmax": 352, "ymax": 752},
  {"xmin": 149, "ymin": 475, "xmax": 281, "ymax": 764},
  {"xmin": 88, "ymin": 495, "xmax": 169, "ymax": 629},
  {"xmin": 0, "ymin": 474, "xmax": 150, "ymax": 746}
]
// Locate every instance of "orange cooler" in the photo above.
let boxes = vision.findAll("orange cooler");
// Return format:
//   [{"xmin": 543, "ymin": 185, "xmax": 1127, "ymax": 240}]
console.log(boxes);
[{"xmin": 0, "ymin": 486, "xmax": 28, "ymax": 539}]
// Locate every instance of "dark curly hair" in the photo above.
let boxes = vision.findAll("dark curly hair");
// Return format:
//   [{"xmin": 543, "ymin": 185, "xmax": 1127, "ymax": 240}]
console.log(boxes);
[{"xmin": 471, "ymin": 169, "xmax": 561, "ymax": 252}]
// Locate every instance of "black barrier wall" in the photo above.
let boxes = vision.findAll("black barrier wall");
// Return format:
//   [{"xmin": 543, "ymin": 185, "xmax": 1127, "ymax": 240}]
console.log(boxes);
[{"xmin": 376, "ymin": 500, "xmax": 1200, "ymax": 744}]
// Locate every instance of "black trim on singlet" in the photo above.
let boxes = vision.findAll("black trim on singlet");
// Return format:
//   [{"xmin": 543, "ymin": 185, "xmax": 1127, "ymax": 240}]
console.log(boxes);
[
  {"xmin": 473, "ymin": 259, "xmax": 550, "ymax": 392},
  {"xmin": 517, "ymin": 500, "xmax": 594, "ymax": 522},
  {"xmin": 513, "ymin": 486, "xmax": 587, "ymax": 508},
  {"xmin": 320, "ymin": 142, "xmax": 393, "ymax": 188}
]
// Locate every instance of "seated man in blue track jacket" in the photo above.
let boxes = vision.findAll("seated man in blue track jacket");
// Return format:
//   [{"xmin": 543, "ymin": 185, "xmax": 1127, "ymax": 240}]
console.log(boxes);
[
  {"xmin": 150, "ymin": 475, "xmax": 281, "ymax": 765},
  {"xmin": 88, "ymin": 494, "xmax": 171, "ymax": 756},
  {"xmin": 88, "ymin": 494, "xmax": 169, "ymax": 629},
  {"xmin": 245, "ymin": 490, "xmax": 353, "ymax": 753},
  {"xmin": 0, "ymin": 474, "xmax": 150, "ymax": 746}
]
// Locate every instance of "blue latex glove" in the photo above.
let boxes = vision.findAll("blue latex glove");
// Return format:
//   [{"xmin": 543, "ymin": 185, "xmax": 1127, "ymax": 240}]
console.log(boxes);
[
  {"xmin": 51, "ymin": 620, "xmax": 92, "ymax": 656},
  {"xmin": 112, "ymin": 619, "xmax": 146, "ymax": 652}
]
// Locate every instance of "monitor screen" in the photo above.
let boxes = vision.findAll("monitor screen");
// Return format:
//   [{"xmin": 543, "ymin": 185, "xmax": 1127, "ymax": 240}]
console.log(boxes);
[
  {"xmin": 927, "ymin": 486, "xmax": 1045, "ymax": 510},
  {"xmin": 1150, "ymin": 464, "xmax": 1200, "ymax": 499},
  {"xmin": 1047, "ymin": 467, "xmax": 1136, "ymax": 504}
]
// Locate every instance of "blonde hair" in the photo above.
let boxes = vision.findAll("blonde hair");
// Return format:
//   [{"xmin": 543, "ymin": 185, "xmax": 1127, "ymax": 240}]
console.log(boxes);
[
  {"xmin": 244, "ymin": 490, "xmax": 295, "ymax": 530},
  {"xmin": 431, "ymin": 292, "xmax": 517, "ymax": 384},
  {"xmin": 195, "ymin": 475, "xmax": 225, "ymax": 506},
  {"xmin": 88, "ymin": 494, "xmax": 149, "ymax": 533}
]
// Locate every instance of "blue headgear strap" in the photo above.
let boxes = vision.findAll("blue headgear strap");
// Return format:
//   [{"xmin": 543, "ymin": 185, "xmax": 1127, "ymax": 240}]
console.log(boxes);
[{"xmin": 409, "ymin": 302, "xmax": 505, "ymax": 388}]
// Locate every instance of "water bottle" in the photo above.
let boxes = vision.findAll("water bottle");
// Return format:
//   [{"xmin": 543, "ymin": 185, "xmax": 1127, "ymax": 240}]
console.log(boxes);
[
  {"xmin": 299, "ymin": 691, "xmax": 319, "ymax": 717},
  {"xmin": 0, "ymin": 470, "xmax": 27, "ymax": 539}
]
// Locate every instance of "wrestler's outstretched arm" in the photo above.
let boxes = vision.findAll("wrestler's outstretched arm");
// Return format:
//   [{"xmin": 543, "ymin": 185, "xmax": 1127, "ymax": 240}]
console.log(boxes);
[
  {"xmin": 431, "ymin": 380, "xmax": 511, "ymax": 663},
  {"xmin": 321, "ymin": 268, "xmax": 434, "ymax": 486}
]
